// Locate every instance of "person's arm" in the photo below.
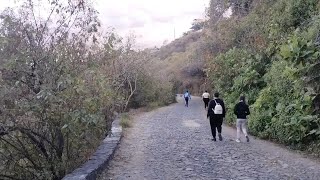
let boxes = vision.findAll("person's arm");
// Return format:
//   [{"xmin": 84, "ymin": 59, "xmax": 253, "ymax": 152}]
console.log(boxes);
[
  {"xmin": 234, "ymin": 104, "xmax": 238, "ymax": 115},
  {"xmin": 221, "ymin": 100, "xmax": 226, "ymax": 118},
  {"xmin": 207, "ymin": 100, "xmax": 213, "ymax": 118},
  {"xmin": 246, "ymin": 104, "xmax": 250, "ymax": 116}
]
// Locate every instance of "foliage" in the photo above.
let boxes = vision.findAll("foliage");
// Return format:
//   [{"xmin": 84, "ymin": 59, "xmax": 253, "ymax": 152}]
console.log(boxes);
[
  {"xmin": 207, "ymin": 48, "xmax": 267, "ymax": 124},
  {"xmin": 120, "ymin": 113, "xmax": 131, "ymax": 128},
  {"xmin": 204, "ymin": 0, "xmax": 320, "ymax": 152},
  {"xmin": 249, "ymin": 60, "xmax": 320, "ymax": 146},
  {"xmin": 0, "ymin": 1, "xmax": 176, "ymax": 179},
  {"xmin": 190, "ymin": 20, "xmax": 205, "ymax": 31}
]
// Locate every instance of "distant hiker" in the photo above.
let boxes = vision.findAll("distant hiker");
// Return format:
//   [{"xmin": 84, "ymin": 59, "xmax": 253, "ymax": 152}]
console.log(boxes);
[
  {"xmin": 207, "ymin": 92, "xmax": 226, "ymax": 141},
  {"xmin": 202, "ymin": 90, "xmax": 210, "ymax": 109},
  {"xmin": 234, "ymin": 95, "xmax": 250, "ymax": 143},
  {"xmin": 184, "ymin": 91, "xmax": 191, "ymax": 107}
]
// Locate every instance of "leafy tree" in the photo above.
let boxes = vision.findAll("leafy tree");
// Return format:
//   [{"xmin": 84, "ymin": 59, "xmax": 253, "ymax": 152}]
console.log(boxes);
[{"xmin": 0, "ymin": 1, "xmax": 176, "ymax": 179}]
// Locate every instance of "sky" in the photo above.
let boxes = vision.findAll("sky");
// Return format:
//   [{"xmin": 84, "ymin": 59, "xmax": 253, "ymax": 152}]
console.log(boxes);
[
  {"xmin": 0, "ymin": 0, "xmax": 209, "ymax": 48},
  {"xmin": 94, "ymin": 0, "xmax": 209, "ymax": 48}
]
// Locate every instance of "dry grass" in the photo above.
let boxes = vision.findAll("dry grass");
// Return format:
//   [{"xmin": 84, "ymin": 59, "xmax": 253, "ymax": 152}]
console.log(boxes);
[{"xmin": 120, "ymin": 113, "xmax": 132, "ymax": 128}]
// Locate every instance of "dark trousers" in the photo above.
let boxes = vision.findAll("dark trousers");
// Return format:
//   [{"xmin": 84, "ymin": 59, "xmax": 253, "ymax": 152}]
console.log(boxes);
[
  {"xmin": 209, "ymin": 117, "xmax": 223, "ymax": 138},
  {"xmin": 203, "ymin": 98, "xmax": 210, "ymax": 108},
  {"xmin": 185, "ymin": 97, "xmax": 189, "ymax": 107}
]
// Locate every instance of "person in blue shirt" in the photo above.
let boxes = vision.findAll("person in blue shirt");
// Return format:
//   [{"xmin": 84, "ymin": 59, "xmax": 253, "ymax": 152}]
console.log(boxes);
[{"xmin": 184, "ymin": 91, "xmax": 191, "ymax": 107}]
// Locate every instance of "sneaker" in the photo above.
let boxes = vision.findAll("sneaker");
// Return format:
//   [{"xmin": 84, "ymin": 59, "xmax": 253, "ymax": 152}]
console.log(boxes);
[
  {"xmin": 218, "ymin": 134, "xmax": 223, "ymax": 141},
  {"xmin": 236, "ymin": 139, "xmax": 241, "ymax": 143},
  {"xmin": 212, "ymin": 137, "xmax": 216, "ymax": 141},
  {"xmin": 246, "ymin": 136, "xmax": 250, "ymax": 142}
]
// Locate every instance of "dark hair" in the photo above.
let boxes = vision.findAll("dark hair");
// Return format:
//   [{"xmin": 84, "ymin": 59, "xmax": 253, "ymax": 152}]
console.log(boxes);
[
  {"xmin": 214, "ymin": 92, "xmax": 219, "ymax": 97},
  {"xmin": 205, "ymin": 90, "xmax": 208, "ymax": 92},
  {"xmin": 240, "ymin": 95, "xmax": 245, "ymax": 102}
]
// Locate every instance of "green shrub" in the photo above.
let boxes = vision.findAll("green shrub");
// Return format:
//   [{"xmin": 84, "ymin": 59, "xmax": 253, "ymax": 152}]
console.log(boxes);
[
  {"xmin": 206, "ymin": 0, "xmax": 320, "ymax": 152},
  {"xmin": 249, "ymin": 39, "xmax": 320, "ymax": 146},
  {"xmin": 120, "ymin": 113, "xmax": 132, "ymax": 128},
  {"xmin": 208, "ymin": 48, "xmax": 268, "ymax": 125}
]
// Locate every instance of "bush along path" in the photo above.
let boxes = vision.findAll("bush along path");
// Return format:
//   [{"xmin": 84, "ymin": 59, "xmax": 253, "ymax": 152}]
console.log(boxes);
[{"xmin": 99, "ymin": 97, "xmax": 320, "ymax": 180}]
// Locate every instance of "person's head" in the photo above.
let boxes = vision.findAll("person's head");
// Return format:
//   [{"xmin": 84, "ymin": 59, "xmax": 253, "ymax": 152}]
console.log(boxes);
[
  {"xmin": 205, "ymin": 90, "xmax": 208, "ymax": 93},
  {"xmin": 186, "ymin": 90, "xmax": 189, "ymax": 93},
  {"xmin": 240, "ymin": 95, "xmax": 245, "ymax": 102},
  {"xmin": 214, "ymin": 92, "xmax": 219, "ymax": 98}
]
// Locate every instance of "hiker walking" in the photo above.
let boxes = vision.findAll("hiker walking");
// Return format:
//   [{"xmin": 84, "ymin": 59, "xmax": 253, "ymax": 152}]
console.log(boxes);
[
  {"xmin": 234, "ymin": 95, "xmax": 250, "ymax": 143},
  {"xmin": 184, "ymin": 91, "xmax": 191, "ymax": 107},
  {"xmin": 202, "ymin": 90, "xmax": 210, "ymax": 109},
  {"xmin": 207, "ymin": 92, "xmax": 226, "ymax": 141}
]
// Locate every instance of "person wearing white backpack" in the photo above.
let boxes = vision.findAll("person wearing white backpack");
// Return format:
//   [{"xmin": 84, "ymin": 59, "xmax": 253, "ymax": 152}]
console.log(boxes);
[{"xmin": 207, "ymin": 92, "xmax": 226, "ymax": 141}]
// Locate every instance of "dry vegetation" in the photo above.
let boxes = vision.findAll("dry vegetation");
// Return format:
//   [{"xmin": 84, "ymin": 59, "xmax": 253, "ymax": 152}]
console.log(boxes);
[
  {"xmin": 0, "ymin": 0, "xmax": 175, "ymax": 179},
  {"xmin": 1, "ymin": 0, "xmax": 320, "ymax": 179},
  {"xmin": 147, "ymin": 31, "xmax": 210, "ymax": 95}
]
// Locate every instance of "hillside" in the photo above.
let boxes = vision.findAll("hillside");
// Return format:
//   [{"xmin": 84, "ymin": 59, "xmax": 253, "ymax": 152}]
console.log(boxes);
[
  {"xmin": 155, "ymin": 31, "xmax": 202, "ymax": 60},
  {"xmin": 149, "ymin": 0, "xmax": 320, "ymax": 155},
  {"xmin": 145, "ymin": 30, "xmax": 209, "ymax": 95},
  {"xmin": 197, "ymin": 0, "xmax": 320, "ymax": 154}
]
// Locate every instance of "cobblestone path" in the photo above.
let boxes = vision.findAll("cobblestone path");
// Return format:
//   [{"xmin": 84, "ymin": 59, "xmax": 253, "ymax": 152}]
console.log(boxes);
[{"xmin": 99, "ymin": 97, "xmax": 320, "ymax": 180}]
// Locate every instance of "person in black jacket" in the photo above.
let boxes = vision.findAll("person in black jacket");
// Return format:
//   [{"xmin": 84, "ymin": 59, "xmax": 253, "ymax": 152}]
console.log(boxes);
[
  {"xmin": 234, "ymin": 95, "xmax": 250, "ymax": 142},
  {"xmin": 207, "ymin": 92, "xmax": 226, "ymax": 141}
]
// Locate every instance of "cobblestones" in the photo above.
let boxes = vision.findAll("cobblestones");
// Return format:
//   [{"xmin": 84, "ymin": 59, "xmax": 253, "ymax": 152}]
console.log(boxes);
[{"xmin": 99, "ymin": 97, "xmax": 320, "ymax": 180}]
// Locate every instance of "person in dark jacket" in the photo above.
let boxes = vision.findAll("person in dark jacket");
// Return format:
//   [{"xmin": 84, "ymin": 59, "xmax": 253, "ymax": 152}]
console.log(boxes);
[
  {"xmin": 207, "ymin": 92, "xmax": 226, "ymax": 141},
  {"xmin": 234, "ymin": 95, "xmax": 250, "ymax": 142}
]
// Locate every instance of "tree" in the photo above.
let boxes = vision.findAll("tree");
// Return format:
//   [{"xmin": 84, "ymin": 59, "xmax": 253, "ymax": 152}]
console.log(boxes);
[
  {"xmin": 0, "ymin": 1, "xmax": 178, "ymax": 179},
  {"xmin": 190, "ymin": 19, "xmax": 205, "ymax": 31},
  {"xmin": 0, "ymin": 1, "xmax": 109, "ymax": 179}
]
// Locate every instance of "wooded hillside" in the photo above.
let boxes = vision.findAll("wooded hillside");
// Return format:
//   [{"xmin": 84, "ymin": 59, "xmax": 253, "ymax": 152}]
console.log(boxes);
[
  {"xmin": 153, "ymin": 0, "xmax": 320, "ymax": 155},
  {"xmin": 188, "ymin": 0, "xmax": 320, "ymax": 154}
]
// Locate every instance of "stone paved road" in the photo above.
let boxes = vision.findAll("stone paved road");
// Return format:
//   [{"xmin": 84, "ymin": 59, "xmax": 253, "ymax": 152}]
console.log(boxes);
[{"xmin": 99, "ymin": 97, "xmax": 320, "ymax": 180}]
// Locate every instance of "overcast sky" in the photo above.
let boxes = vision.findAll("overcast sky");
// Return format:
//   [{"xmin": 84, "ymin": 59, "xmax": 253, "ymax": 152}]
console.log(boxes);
[
  {"xmin": 95, "ymin": 0, "xmax": 209, "ymax": 48},
  {"xmin": 0, "ymin": 0, "xmax": 209, "ymax": 48}
]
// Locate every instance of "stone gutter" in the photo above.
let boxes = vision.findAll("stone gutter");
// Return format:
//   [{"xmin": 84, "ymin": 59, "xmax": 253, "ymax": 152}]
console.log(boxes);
[{"xmin": 62, "ymin": 118, "xmax": 122, "ymax": 180}]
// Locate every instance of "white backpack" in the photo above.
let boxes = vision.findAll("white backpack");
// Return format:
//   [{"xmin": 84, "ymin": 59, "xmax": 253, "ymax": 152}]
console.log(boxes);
[{"xmin": 213, "ymin": 99, "xmax": 223, "ymax": 114}]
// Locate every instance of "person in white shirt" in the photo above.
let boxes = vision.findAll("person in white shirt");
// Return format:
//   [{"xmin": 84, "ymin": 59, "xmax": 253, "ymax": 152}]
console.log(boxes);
[
  {"xmin": 184, "ymin": 91, "xmax": 191, "ymax": 107},
  {"xmin": 202, "ymin": 90, "xmax": 210, "ymax": 109}
]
